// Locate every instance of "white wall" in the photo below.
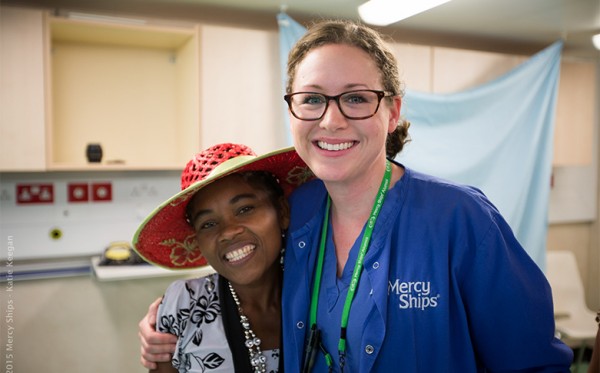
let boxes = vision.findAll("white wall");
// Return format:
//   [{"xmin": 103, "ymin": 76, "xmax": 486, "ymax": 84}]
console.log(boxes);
[{"xmin": 0, "ymin": 171, "xmax": 180, "ymax": 260}]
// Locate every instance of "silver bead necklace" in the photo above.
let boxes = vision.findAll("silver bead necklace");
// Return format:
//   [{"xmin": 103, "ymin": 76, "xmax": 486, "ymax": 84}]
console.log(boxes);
[{"xmin": 228, "ymin": 281, "xmax": 267, "ymax": 372}]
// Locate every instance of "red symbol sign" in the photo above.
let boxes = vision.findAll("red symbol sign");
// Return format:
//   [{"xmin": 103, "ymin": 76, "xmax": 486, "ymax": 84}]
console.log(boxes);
[
  {"xmin": 16, "ymin": 184, "xmax": 54, "ymax": 204},
  {"xmin": 91, "ymin": 182, "xmax": 112, "ymax": 202},
  {"xmin": 67, "ymin": 183, "xmax": 89, "ymax": 203}
]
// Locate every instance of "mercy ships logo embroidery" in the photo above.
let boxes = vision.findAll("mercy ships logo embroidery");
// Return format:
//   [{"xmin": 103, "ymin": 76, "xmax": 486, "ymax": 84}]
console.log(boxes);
[{"xmin": 388, "ymin": 280, "xmax": 440, "ymax": 310}]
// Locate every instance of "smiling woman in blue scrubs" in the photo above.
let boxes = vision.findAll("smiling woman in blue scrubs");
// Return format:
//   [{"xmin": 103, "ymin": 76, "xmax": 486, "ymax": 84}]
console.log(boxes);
[{"xmin": 280, "ymin": 19, "xmax": 573, "ymax": 373}]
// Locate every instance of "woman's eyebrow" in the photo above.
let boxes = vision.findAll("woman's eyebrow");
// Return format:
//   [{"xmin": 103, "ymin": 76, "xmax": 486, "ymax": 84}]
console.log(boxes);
[
  {"xmin": 299, "ymin": 83, "xmax": 369, "ymax": 92},
  {"xmin": 190, "ymin": 193, "xmax": 259, "ymax": 224},
  {"xmin": 229, "ymin": 193, "xmax": 258, "ymax": 205}
]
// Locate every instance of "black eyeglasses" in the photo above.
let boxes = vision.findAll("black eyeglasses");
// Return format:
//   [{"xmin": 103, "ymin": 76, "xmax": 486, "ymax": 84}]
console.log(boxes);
[{"xmin": 284, "ymin": 89, "xmax": 394, "ymax": 121}]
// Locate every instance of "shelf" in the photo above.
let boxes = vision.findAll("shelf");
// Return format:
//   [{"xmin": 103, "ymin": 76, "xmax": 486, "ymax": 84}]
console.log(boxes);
[
  {"xmin": 47, "ymin": 15, "xmax": 201, "ymax": 171},
  {"xmin": 0, "ymin": 256, "xmax": 214, "ymax": 282},
  {"xmin": 0, "ymin": 257, "xmax": 91, "ymax": 282},
  {"xmin": 46, "ymin": 162, "xmax": 183, "ymax": 172},
  {"xmin": 51, "ymin": 18, "xmax": 194, "ymax": 49},
  {"xmin": 91, "ymin": 256, "xmax": 215, "ymax": 281}
]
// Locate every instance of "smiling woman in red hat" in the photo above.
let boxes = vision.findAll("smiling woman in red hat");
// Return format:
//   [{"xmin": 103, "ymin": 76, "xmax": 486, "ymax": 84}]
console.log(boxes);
[{"xmin": 133, "ymin": 143, "xmax": 312, "ymax": 372}]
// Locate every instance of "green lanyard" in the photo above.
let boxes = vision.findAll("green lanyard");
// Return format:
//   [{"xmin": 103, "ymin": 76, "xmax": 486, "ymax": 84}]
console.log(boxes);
[{"xmin": 308, "ymin": 160, "xmax": 392, "ymax": 370}]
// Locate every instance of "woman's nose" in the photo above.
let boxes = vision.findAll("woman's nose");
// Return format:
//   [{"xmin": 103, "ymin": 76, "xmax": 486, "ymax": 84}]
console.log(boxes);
[
  {"xmin": 319, "ymin": 100, "xmax": 348, "ymax": 132},
  {"xmin": 218, "ymin": 221, "xmax": 244, "ymax": 242}
]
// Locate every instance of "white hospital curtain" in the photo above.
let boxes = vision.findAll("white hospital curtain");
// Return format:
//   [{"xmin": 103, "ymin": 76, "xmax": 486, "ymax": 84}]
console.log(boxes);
[
  {"xmin": 398, "ymin": 42, "xmax": 562, "ymax": 268},
  {"xmin": 277, "ymin": 13, "xmax": 563, "ymax": 268},
  {"xmin": 277, "ymin": 13, "xmax": 307, "ymax": 144}
]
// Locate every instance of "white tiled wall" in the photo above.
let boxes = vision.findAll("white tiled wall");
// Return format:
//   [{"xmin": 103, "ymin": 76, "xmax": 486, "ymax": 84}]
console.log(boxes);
[{"xmin": 0, "ymin": 171, "xmax": 180, "ymax": 260}]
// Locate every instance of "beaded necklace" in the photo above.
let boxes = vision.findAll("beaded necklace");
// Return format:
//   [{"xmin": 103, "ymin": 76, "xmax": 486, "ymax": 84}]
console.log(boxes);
[{"xmin": 228, "ymin": 281, "xmax": 267, "ymax": 372}]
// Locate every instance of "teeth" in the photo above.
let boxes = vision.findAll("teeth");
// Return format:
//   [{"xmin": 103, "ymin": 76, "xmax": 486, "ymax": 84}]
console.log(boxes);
[
  {"xmin": 317, "ymin": 141, "xmax": 354, "ymax": 151},
  {"xmin": 225, "ymin": 244, "xmax": 255, "ymax": 262}
]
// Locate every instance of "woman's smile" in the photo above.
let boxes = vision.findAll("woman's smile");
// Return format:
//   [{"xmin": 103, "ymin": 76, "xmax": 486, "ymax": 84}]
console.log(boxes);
[
  {"xmin": 224, "ymin": 243, "xmax": 256, "ymax": 264},
  {"xmin": 316, "ymin": 140, "xmax": 356, "ymax": 151}
]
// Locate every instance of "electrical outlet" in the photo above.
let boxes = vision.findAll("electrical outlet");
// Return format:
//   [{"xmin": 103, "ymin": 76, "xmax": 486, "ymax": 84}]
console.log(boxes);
[
  {"xmin": 92, "ymin": 182, "xmax": 112, "ymax": 202},
  {"xmin": 16, "ymin": 184, "xmax": 54, "ymax": 204},
  {"xmin": 68, "ymin": 183, "xmax": 89, "ymax": 203}
]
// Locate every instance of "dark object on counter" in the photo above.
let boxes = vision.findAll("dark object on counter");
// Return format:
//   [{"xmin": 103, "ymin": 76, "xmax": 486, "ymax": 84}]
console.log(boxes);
[
  {"xmin": 98, "ymin": 241, "xmax": 148, "ymax": 266},
  {"xmin": 86, "ymin": 143, "xmax": 103, "ymax": 163}
]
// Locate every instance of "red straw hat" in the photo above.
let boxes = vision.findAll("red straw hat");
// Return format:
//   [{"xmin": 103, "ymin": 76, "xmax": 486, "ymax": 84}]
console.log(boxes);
[{"xmin": 132, "ymin": 143, "xmax": 313, "ymax": 269}]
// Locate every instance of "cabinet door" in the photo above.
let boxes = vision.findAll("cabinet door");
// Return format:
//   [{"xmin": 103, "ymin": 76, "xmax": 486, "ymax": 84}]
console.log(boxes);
[
  {"xmin": 199, "ymin": 25, "xmax": 287, "ymax": 154},
  {"xmin": 0, "ymin": 6, "xmax": 47, "ymax": 171},
  {"xmin": 389, "ymin": 43, "xmax": 433, "ymax": 93},
  {"xmin": 432, "ymin": 47, "xmax": 526, "ymax": 93},
  {"xmin": 553, "ymin": 60, "xmax": 596, "ymax": 166}
]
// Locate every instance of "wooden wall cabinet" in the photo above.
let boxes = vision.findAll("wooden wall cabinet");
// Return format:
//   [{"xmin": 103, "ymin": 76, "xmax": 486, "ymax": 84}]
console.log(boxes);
[
  {"xmin": 2, "ymin": 7, "xmax": 595, "ymax": 171},
  {"xmin": 553, "ymin": 60, "xmax": 596, "ymax": 166},
  {"xmin": 389, "ymin": 43, "xmax": 433, "ymax": 93},
  {"xmin": 0, "ymin": 7, "xmax": 201, "ymax": 171},
  {"xmin": 431, "ymin": 47, "xmax": 526, "ymax": 94},
  {"xmin": 0, "ymin": 6, "xmax": 47, "ymax": 171},
  {"xmin": 198, "ymin": 25, "xmax": 288, "ymax": 154},
  {"xmin": 47, "ymin": 15, "xmax": 201, "ymax": 170}
]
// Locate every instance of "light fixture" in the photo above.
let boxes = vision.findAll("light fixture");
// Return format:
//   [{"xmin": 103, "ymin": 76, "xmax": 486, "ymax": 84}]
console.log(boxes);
[
  {"xmin": 593, "ymin": 33, "xmax": 600, "ymax": 51},
  {"xmin": 358, "ymin": 0, "xmax": 452, "ymax": 26}
]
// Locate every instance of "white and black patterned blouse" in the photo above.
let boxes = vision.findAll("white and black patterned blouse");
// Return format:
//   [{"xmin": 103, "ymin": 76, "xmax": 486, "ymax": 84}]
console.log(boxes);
[{"xmin": 157, "ymin": 273, "xmax": 281, "ymax": 373}]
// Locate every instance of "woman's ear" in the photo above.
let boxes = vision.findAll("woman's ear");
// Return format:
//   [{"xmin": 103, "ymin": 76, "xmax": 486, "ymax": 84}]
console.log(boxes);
[
  {"xmin": 388, "ymin": 96, "xmax": 402, "ymax": 134},
  {"xmin": 278, "ymin": 196, "xmax": 291, "ymax": 230}
]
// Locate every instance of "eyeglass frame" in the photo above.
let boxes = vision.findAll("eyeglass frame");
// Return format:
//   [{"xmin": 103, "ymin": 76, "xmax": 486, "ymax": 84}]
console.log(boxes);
[{"xmin": 283, "ymin": 89, "xmax": 395, "ymax": 121}]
